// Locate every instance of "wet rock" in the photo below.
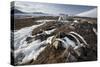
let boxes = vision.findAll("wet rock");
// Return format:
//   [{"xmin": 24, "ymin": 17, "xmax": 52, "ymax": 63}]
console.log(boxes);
[{"xmin": 26, "ymin": 37, "xmax": 33, "ymax": 43}]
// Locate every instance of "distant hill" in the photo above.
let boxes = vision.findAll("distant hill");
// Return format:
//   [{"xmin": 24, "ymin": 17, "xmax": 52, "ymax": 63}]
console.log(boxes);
[
  {"xmin": 11, "ymin": 7, "xmax": 56, "ymax": 17},
  {"xmin": 32, "ymin": 12, "xmax": 46, "ymax": 14},
  {"xmin": 11, "ymin": 7, "xmax": 26, "ymax": 14},
  {"xmin": 11, "ymin": 7, "xmax": 50, "ymax": 16}
]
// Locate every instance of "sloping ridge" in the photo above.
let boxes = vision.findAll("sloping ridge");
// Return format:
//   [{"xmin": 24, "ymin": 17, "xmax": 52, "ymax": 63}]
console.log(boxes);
[
  {"xmin": 11, "ymin": 7, "xmax": 25, "ymax": 14},
  {"xmin": 76, "ymin": 8, "xmax": 97, "ymax": 18}
]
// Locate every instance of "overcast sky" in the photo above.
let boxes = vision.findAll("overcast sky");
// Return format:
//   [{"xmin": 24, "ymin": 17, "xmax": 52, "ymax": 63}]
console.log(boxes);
[{"xmin": 13, "ymin": 1, "xmax": 97, "ymax": 15}]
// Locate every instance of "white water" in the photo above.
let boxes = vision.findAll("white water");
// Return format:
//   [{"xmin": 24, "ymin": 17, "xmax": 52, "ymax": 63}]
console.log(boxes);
[
  {"xmin": 14, "ymin": 22, "xmax": 46, "ymax": 50},
  {"xmin": 13, "ymin": 22, "xmax": 48, "ymax": 64},
  {"xmin": 63, "ymin": 37, "xmax": 76, "ymax": 47},
  {"xmin": 13, "ymin": 21, "xmax": 59, "ymax": 64},
  {"xmin": 13, "ymin": 21, "xmax": 85, "ymax": 64}
]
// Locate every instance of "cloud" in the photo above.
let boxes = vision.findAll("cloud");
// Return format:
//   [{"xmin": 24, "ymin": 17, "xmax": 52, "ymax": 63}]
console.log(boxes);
[
  {"xmin": 14, "ymin": 1, "xmax": 96, "ymax": 15},
  {"xmin": 14, "ymin": 1, "xmax": 43, "ymax": 13}
]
